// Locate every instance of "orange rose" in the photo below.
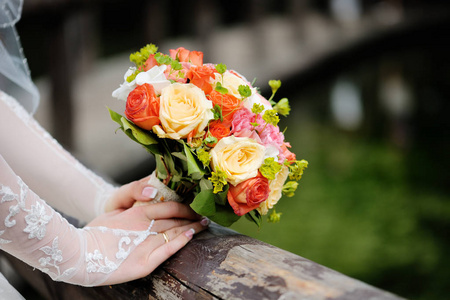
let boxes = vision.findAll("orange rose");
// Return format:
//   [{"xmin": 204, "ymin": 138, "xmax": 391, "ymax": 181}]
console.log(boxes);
[
  {"xmin": 206, "ymin": 120, "xmax": 231, "ymax": 147},
  {"xmin": 187, "ymin": 65, "xmax": 216, "ymax": 94},
  {"xmin": 227, "ymin": 173, "xmax": 270, "ymax": 216},
  {"xmin": 169, "ymin": 47, "xmax": 203, "ymax": 66},
  {"xmin": 125, "ymin": 83, "xmax": 160, "ymax": 130},
  {"xmin": 281, "ymin": 142, "xmax": 296, "ymax": 163},
  {"xmin": 208, "ymin": 90, "xmax": 242, "ymax": 125}
]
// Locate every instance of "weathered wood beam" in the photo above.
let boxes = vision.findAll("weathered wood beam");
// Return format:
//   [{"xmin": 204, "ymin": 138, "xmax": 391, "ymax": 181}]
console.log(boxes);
[{"xmin": 6, "ymin": 223, "xmax": 404, "ymax": 299}]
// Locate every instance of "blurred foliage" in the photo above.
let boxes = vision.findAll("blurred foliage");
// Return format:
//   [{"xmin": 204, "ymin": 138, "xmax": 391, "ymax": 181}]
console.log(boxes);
[
  {"xmin": 231, "ymin": 119, "xmax": 450, "ymax": 299},
  {"xmin": 232, "ymin": 61, "xmax": 450, "ymax": 300}
]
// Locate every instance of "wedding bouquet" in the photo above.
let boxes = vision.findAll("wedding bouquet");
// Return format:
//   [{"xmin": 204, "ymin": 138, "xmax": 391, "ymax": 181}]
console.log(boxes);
[{"xmin": 109, "ymin": 44, "xmax": 308, "ymax": 227}]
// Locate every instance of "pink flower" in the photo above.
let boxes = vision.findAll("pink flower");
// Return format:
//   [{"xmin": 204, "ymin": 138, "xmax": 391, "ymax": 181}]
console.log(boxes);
[
  {"xmin": 164, "ymin": 62, "xmax": 191, "ymax": 83},
  {"xmin": 231, "ymin": 108, "xmax": 254, "ymax": 133},
  {"xmin": 258, "ymin": 123, "xmax": 284, "ymax": 148}
]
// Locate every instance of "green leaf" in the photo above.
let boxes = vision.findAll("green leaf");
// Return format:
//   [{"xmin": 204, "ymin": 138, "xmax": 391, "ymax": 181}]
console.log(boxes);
[
  {"xmin": 190, "ymin": 172, "xmax": 204, "ymax": 181},
  {"xmin": 155, "ymin": 155, "xmax": 168, "ymax": 179},
  {"xmin": 199, "ymin": 178, "xmax": 213, "ymax": 190},
  {"xmin": 214, "ymin": 184, "xmax": 229, "ymax": 205},
  {"xmin": 121, "ymin": 117, "xmax": 158, "ymax": 145},
  {"xmin": 109, "ymin": 107, "xmax": 162, "ymax": 155},
  {"xmin": 215, "ymin": 82, "xmax": 228, "ymax": 94},
  {"xmin": 190, "ymin": 190, "xmax": 216, "ymax": 217},
  {"xmin": 210, "ymin": 205, "xmax": 241, "ymax": 227},
  {"xmin": 171, "ymin": 152, "xmax": 187, "ymax": 162},
  {"xmin": 212, "ymin": 104, "xmax": 223, "ymax": 121},
  {"xmin": 183, "ymin": 142, "xmax": 205, "ymax": 176},
  {"xmin": 245, "ymin": 210, "xmax": 262, "ymax": 228},
  {"xmin": 164, "ymin": 152, "xmax": 180, "ymax": 181},
  {"xmin": 108, "ymin": 107, "xmax": 123, "ymax": 125}
]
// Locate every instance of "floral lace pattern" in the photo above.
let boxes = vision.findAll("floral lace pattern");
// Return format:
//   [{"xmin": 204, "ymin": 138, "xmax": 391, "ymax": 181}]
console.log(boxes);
[
  {"xmin": 0, "ymin": 157, "xmax": 160, "ymax": 284},
  {"xmin": 0, "ymin": 178, "xmax": 54, "ymax": 243}
]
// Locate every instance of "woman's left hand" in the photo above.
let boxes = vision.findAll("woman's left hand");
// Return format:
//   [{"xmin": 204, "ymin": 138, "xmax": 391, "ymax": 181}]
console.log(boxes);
[{"xmin": 105, "ymin": 175, "xmax": 158, "ymax": 212}]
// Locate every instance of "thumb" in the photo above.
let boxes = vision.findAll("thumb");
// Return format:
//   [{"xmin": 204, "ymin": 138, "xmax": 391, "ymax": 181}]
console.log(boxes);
[{"xmin": 105, "ymin": 176, "xmax": 157, "ymax": 212}]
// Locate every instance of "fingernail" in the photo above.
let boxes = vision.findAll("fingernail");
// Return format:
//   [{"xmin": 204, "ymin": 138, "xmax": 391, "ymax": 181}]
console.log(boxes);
[
  {"xmin": 185, "ymin": 228, "xmax": 195, "ymax": 238},
  {"xmin": 200, "ymin": 217, "xmax": 210, "ymax": 227},
  {"xmin": 142, "ymin": 187, "xmax": 157, "ymax": 199}
]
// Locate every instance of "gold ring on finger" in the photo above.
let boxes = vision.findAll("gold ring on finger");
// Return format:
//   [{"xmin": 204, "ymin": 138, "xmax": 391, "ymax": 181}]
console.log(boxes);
[{"xmin": 162, "ymin": 232, "xmax": 170, "ymax": 243}]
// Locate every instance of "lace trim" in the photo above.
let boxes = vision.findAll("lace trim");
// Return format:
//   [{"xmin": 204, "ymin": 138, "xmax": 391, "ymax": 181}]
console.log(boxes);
[
  {"xmin": 83, "ymin": 220, "xmax": 158, "ymax": 275},
  {"xmin": 0, "ymin": 177, "xmax": 54, "ymax": 242}
]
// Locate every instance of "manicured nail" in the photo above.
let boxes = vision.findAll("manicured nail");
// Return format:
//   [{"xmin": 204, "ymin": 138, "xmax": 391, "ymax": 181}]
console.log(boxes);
[
  {"xmin": 142, "ymin": 187, "xmax": 157, "ymax": 199},
  {"xmin": 185, "ymin": 228, "xmax": 195, "ymax": 238},
  {"xmin": 200, "ymin": 217, "xmax": 210, "ymax": 227}
]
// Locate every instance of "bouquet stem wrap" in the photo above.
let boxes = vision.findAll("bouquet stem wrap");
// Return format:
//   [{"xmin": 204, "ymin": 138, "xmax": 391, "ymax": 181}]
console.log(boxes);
[{"xmin": 135, "ymin": 171, "xmax": 183, "ymax": 206}]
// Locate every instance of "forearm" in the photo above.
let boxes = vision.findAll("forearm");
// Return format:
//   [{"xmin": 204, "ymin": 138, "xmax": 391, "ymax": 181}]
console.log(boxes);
[
  {"xmin": 0, "ymin": 155, "xmax": 156, "ymax": 286},
  {"xmin": 0, "ymin": 91, "xmax": 115, "ymax": 222}
]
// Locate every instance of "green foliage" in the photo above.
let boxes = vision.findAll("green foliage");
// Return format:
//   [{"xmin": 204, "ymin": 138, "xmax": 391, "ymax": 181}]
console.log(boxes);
[
  {"xmin": 282, "ymin": 181, "xmax": 298, "ymax": 197},
  {"xmin": 268, "ymin": 79, "xmax": 281, "ymax": 103},
  {"xmin": 215, "ymin": 82, "xmax": 228, "ymax": 94},
  {"xmin": 273, "ymin": 98, "xmax": 291, "ymax": 117},
  {"xmin": 246, "ymin": 210, "xmax": 262, "ymax": 228},
  {"xmin": 108, "ymin": 107, "xmax": 160, "ymax": 155},
  {"xmin": 259, "ymin": 157, "xmax": 282, "ymax": 180},
  {"xmin": 262, "ymin": 109, "xmax": 280, "ymax": 127},
  {"xmin": 129, "ymin": 44, "xmax": 158, "ymax": 67},
  {"xmin": 209, "ymin": 169, "xmax": 227, "ymax": 193},
  {"xmin": 196, "ymin": 148, "xmax": 211, "ymax": 168},
  {"xmin": 289, "ymin": 159, "xmax": 308, "ymax": 181},
  {"xmin": 190, "ymin": 185, "xmax": 240, "ymax": 227},
  {"xmin": 267, "ymin": 209, "xmax": 282, "ymax": 223},
  {"xmin": 215, "ymin": 63, "xmax": 227, "ymax": 74},
  {"xmin": 238, "ymin": 84, "xmax": 252, "ymax": 98},
  {"xmin": 251, "ymin": 103, "xmax": 264, "ymax": 115},
  {"xmin": 212, "ymin": 104, "xmax": 223, "ymax": 121}
]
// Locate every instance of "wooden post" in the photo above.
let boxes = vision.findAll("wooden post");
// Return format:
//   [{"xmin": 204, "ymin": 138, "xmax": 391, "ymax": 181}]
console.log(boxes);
[
  {"xmin": 48, "ymin": 12, "xmax": 76, "ymax": 150},
  {"xmin": 6, "ymin": 224, "xmax": 404, "ymax": 299}
]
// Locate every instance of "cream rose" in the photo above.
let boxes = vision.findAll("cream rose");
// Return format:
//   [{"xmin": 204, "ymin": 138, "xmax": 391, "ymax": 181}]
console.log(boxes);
[
  {"xmin": 210, "ymin": 136, "xmax": 266, "ymax": 186},
  {"xmin": 257, "ymin": 165, "xmax": 289, "ymax": 215},
  {"xmin": 153, "ymin": 83, "xmax": 214, "ymax": 139},
  {"xmin": 213, "ymin": 71, "xmax": 253, "ymax": 99}
]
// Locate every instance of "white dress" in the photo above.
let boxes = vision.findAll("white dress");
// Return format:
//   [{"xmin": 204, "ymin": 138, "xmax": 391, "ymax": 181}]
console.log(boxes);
[{"xmin": 0, "ymin": 90, "xmax": 158, "ymax": 297}]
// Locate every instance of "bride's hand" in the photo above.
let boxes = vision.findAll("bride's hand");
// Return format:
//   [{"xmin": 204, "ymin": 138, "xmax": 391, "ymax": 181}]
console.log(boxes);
[
  {"xmin": 104, "ymin": 175, "xmax": 156, "ymax": 212},
  {"xmin": 86, "ymin": 201, "xmax": 210, "ymax": 285}
]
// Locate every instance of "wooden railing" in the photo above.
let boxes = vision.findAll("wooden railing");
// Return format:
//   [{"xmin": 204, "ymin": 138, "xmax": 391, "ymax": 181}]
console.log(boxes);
[{"xmin": 7, "ymin": 223, "xmax": 403, "ymax": 299}]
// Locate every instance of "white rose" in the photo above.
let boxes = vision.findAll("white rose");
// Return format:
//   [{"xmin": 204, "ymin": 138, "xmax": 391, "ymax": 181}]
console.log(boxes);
[
  {"xmin": 243, "ymin": 91, "xmax": 272, "ymax": 112},
  {"xmin": 135, "ymin": 65, "xmax": 171, "ymax": 95},
  {"xmin": 112, "ymin": 68, "xmax": 136, "ymax": 101},
  {"xmin": 213, "ymin": 71, "xmax": 252, "ymax": 99},
  {"xmin": 257, "ymin": 165, "xmax": 289, "ymax": 215},
  {"xmin": 152, "ymin": 83, "xmax": 214, "ymax": 139},
  {"xmin": 210, "ymin": 136, "xmax": 266, "ymax": 186},
  {"xmin": 265, "ymin": 144, "xmax": 280, "ymax": 161}
]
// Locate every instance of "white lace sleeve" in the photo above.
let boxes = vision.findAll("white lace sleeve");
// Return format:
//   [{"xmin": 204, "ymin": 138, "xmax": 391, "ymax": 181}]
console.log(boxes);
[
  {"xmin": 0, "ymin": 91, "xmax": 116, "ymax": 222},
  {"xmin": 0, "ymin": 155, "xmax": 157, "ymax": 286}
]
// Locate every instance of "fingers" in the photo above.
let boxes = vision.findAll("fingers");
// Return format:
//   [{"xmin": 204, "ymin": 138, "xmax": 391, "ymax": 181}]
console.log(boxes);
[
  {"xmin": 140, "ymin": 201, "xmax": 201, "ymax": 221},
  {"xmin": 151, "ymin": 217, "xmax": 198, "ymax": 233},
  {"xmin": 145, "ymin": 220, "xmax": 209, "ymax": 271},
  {"xmin": 105, "ymin": 175, "xmax": 155, "ymax": 212},
  {"xmin": 158, "ymin": 217, "xmax": 209, "ymax": 244}
]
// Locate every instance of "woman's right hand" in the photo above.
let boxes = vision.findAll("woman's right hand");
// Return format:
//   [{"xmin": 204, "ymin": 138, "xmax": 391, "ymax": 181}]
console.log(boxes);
[{"xmin": 85, "ymin": 201, "xmax": 210, "ymax": 286}]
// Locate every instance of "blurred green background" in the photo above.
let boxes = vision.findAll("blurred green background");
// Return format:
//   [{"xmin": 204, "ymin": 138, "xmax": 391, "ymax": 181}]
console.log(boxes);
[{"xmin": 15, "ymin": 1, "xmax": 450, "ymax": 299}]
